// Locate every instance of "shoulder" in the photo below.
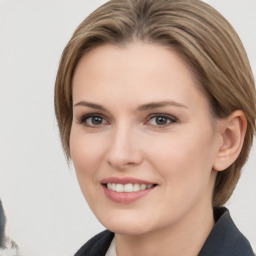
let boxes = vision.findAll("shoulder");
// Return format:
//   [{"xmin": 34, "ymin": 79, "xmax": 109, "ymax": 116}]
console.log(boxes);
[
  {"xmin": 74, "ymin": 230, "xmax": 114, "ymax": 256},
  {"xmin": 199, "ymin": 207, "xmax": 254, "ymax": 256}
]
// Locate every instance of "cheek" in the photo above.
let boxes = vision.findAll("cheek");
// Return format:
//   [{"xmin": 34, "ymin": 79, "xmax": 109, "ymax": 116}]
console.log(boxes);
[
  {"xmin": 70, "ymin": 131, "xmax": 107, "ymax": 207},
  {"xmin": 147, "ymin": 127, "xmax": 217, "ymax": 188},
  {"xmin": 149, "ymin": 137, "xmax": 216, "ymax": 221},
  {"xmin": 70, "ymin": 131, "xmax": 105, "ymax": 181}
]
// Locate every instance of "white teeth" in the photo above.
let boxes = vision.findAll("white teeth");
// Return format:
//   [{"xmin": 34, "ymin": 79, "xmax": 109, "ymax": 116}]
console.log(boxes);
[
  {"xmin": 106, "ymin": 183, "xmax": 154, "ymax": 192},
  {"xmin": 115, "ymin": 184, "xmax": 124, "ymax": 192},
  {"xmin": 133, "ymin": 183, "xmax": 140, "ymax": 192},
  {"xmin": 124, "ymin": 183, "xmax": 133, "ymax": 192},
  {"xmin": 107, "ymin": 183, "xmax": 117, "ymax": 191},
  {"xmin": 140, "ymin": 184, "xmax": 146, "ymax": 190}
]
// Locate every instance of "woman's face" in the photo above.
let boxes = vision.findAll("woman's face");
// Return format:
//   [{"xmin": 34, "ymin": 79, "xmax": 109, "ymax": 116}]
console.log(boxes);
[{"xmin": 70, "ymin": 42, "xmax": 223, "ymax": 235}]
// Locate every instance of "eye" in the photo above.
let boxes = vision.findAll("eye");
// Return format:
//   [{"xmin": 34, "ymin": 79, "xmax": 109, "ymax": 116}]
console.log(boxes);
[
  {"xmin": 80, "ymin": 114, "xmax": 108, "ymax": 127},
  {"xmin": 147, "ymin": 114, "xmax": 177, "ymax": 126}
]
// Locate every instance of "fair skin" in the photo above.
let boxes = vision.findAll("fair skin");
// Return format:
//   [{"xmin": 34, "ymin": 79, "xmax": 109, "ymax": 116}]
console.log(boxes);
[{"xmin": 70, "ymin": 42, "xmax": 246, "ymax": 256}]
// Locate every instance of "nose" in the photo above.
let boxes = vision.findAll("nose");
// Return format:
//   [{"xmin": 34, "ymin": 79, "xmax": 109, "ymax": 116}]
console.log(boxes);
[{"xmin": 105, "ymin": 124, "xmax": 143, "ymax": 170}]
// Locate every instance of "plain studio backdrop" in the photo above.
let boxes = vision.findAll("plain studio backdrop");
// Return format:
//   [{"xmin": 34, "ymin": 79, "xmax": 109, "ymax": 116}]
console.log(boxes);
[{"xmin": 0, "ymin": 1, "xmax": 255, "ymax": 255}]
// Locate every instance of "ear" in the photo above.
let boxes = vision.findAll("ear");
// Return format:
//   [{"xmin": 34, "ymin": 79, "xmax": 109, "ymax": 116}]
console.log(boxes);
[{"xmin": 213, "ymin": 110, "xmax": 247, "ymax": 171}]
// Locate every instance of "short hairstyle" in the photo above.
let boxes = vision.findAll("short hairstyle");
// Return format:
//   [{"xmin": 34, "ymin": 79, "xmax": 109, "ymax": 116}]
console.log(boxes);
[{"xmin": 54, "ymin": 0, "xmax": 256, "ymax": 206}]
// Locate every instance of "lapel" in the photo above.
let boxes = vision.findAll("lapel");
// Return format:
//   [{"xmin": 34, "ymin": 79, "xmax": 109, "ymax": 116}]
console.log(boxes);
[
  {"xmin": 198, "ymin": 207, "xmax": 254, "ymax": 256},
  {"xmin": 74, "ymin": 230, "xmax": 114, "ymax": 256}
]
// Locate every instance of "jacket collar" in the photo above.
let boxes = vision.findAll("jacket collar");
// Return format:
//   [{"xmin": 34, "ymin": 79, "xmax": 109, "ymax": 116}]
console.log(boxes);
[{"xmin": 198, "ymin": 207, "xmax": 254, "ymax": 255}]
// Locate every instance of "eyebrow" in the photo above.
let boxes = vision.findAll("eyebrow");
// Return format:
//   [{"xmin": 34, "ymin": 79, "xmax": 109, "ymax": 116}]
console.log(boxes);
[
  {"xmin": 137, "ymin": 101, "xmax": 188, "ymax": 111},
  {"xmin": 74, "ymin": 101, "xmax": 107, "ymax": 111},
  {"xmin": 74, "ymin": 100, "xmax": 188, "ymax": 112}
]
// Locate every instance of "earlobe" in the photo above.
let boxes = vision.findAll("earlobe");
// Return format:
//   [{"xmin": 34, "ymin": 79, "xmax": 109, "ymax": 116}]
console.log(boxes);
[{"xmin": 213, "ymin": 110, "xmax": 247, "ymax": 171}]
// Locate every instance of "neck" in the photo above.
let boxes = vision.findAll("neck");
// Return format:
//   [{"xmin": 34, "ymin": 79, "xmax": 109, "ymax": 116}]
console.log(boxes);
[{"xmin": 115, "ymin": 204, "xmax": 214, "ymax": 256}]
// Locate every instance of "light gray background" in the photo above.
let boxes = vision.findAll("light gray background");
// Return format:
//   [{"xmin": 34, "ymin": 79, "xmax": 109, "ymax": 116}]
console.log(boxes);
[{"xmin": 0, "ymin": 1, "xmax": 255, "ymax": 255}]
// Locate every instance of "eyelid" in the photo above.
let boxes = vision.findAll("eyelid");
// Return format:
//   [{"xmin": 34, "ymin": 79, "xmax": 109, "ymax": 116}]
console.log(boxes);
[
  {"xmin": 78, "ymin": 113, "xmax": 110, "ymax": 127},
  {"xmin": 145, "ymin": 113, "xmax": 178, "ymax": 126},
  {"xmin": 76, "ymin": 112, "xmax": 177, "ymax": 127}
]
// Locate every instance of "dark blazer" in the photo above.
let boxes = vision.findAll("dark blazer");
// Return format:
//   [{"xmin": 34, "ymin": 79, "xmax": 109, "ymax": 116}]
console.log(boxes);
[{"xmin": 74, "ymin": 208, "xmax": 254, "ymax": 256}]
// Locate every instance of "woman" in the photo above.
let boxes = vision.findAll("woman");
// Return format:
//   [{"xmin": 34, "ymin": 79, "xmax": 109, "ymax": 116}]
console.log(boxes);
[{"xmin": 54, "ymin": 0, "xmax": 256, "ymax": 255}]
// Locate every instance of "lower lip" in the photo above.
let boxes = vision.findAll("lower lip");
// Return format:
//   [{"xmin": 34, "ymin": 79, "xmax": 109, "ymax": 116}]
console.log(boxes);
[{"xmin": 102, "ymin": 185, "xmax": 155, "ymax": 204}]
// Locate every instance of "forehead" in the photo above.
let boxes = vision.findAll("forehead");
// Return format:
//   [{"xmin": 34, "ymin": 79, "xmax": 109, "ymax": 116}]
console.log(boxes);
[
  {"xmin": 74, "ymin": 42, "xmax": 196, "ymax": 80},
  {"xmin": 72, "ymin": 42, "xmax": 209, "ymax": 111}
]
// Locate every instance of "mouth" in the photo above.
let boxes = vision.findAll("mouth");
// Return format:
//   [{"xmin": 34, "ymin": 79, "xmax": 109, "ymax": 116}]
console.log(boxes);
[
  {"xmin": 100, "ymin": 177, "xmax": 158, "ymax": 203},
  {"xmin": 102, "ymin": 183, "xmax": 157, "ymax": 192}
]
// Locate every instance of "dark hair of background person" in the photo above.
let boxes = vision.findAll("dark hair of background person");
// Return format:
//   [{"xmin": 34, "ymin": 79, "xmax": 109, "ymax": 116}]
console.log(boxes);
[{"xmin": 0, "ymin": 200, "xmax": 5, "ymax": 248}]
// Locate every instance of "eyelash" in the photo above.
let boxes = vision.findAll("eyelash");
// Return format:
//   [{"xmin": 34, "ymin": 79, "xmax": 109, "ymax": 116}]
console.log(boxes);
[
  {"xmin": 146, "ymin": 113, "xmax": 177, "ymax": 127},
  {"xmin": 78, "ymin": 113, "xmax": 177, "ymax": 128},
  {"xmin": 78, "ymin": 113, "xmax": 109, "ymax": 127}
]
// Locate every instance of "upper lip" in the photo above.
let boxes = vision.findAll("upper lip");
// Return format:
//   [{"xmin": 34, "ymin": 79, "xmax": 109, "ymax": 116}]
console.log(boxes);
[{"xmin": 101, "ymin": 177, "xmax": 156, "ymax": 185}]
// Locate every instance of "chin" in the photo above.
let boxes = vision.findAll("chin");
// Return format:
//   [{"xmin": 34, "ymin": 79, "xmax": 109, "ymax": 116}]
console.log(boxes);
[
  {"xmin": 106, "ymin": 223, "xmax": 152, "ymax": 236},
  {"xmin": 96, "ymin": 212, "xmax": 155, "ymax": 236}
]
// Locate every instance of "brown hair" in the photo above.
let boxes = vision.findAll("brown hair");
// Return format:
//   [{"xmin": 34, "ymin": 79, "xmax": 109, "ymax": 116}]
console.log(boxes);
[{"xmin": 54, "ymin": 0, "xmax": 256, "ymax": 206}]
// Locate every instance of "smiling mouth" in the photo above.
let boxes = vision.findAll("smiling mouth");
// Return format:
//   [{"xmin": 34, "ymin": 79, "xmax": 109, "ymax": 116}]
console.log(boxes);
[
  {"xmin": 102, "ymin": 183, "xmax": 157, "ymax": 192},
  {"xmin": 101, "ymin": 178, "xmax": 158, "ymax": 203}
]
